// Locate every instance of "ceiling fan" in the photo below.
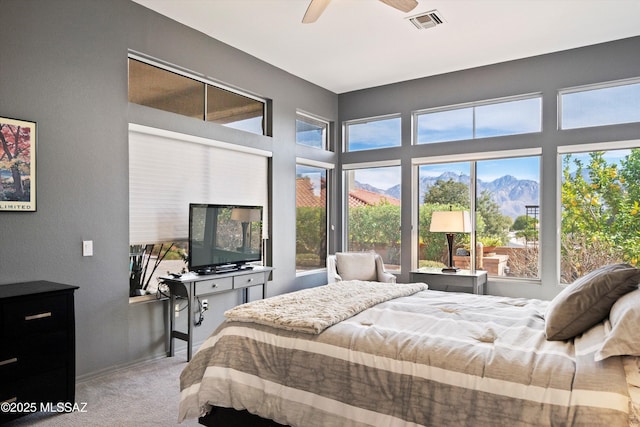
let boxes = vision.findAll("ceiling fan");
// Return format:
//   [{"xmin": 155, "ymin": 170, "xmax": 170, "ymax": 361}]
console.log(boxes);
[{"xmin": 303, "ymin": 0, "xmax": 419, "ymax": 23}]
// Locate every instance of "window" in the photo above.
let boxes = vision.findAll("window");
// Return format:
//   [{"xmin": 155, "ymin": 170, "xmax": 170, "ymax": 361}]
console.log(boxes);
[
  {"xmin": 128, "ymin": 57, "xmax": 267, "ymax": 136},
  {"xmin": 296, "ymin": 113, "xmax": 329, "ymax": 150},
  {"xmin": 415, "ymin": 95, "xmax": 542, "ymax": 144},
  {"xmin": 560, "ymin": 79, "xmax": 640, "ymax": 129},
  {"xmin": 344, "ymin": 115, "xmax": 401, "ymax": 152},
  {"xmin": 206, "ymin": 84, "xmax": 265, "ymax": 135},
  {"xmin": 296, "ymin": 165, "xmax": 328, "ymax": 272},
  {"xmin": 128, "ymin": 58, "xmax": 204, "ymax": 119},
  {"xmin": 560, "ymin": 146, "xmax": 640, "ymax": 283},
  {"xmin": 418, "ymin": 161, "xmax": 471, "ymax": 271},
  {"xmin": 417, "ymin": 154, "xmax": 540, "ymax": 279},
  {"xmin": 128, "ymin": 125, "xmax": 270, "ymax": 295},
  {"xmin": 344, "ymin": 165, "xmax": 401, "ymax": 272}
]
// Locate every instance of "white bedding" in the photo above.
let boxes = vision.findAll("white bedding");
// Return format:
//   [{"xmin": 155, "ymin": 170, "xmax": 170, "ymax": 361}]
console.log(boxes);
[{"xmin": 180, "ymin": 288, "xmax": 635, "ymax": 426}]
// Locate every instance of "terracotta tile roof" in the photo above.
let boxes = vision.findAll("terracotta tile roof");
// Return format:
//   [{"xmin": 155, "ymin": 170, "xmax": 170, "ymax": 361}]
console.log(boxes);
[
  {"xmin": 296, "ymin": 178, "xmax": 400, "ymax": 208},
  {"xmin": 348, "ymin": 188, "xmax": 400, "ymax": 207},
  {"xmin": 296, "ymin": 176, "xmax": 326, "ymax": 207}
]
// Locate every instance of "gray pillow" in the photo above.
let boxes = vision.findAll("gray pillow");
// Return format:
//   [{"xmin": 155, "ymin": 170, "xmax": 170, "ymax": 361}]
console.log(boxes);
[
  {"xmin": 545, "ymin": 263, "xmax": 640, "ymax": 341},
  {"xmin": 595, "ymin": 288, "xmax": 640, "ymax": 361}
]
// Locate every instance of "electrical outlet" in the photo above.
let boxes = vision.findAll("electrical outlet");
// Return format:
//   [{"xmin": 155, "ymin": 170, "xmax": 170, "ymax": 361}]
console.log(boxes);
[
  {"xmin": 202, "ymin": 299, "xmax": 208, "ymax": 311},
  {"xmin": 175, "ymin": 303, "xmax": 180, "ymax": 318}
]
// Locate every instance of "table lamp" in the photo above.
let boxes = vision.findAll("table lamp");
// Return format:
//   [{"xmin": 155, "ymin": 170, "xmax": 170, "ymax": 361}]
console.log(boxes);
[{"xmin": 430, "ymin": 210, "xmax": 471, "ymax": 273}]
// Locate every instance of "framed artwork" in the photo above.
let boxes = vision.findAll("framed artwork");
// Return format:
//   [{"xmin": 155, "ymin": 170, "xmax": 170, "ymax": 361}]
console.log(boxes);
[{"xmin": 0, "ymin": 116, "xmax": 36, "ymax": 211}]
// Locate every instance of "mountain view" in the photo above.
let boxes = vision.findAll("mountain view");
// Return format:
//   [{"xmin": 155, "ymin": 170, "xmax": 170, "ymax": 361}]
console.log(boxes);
[{"xmin": 359, "ymin": 172, "xmax": 540, "ymax": 220}]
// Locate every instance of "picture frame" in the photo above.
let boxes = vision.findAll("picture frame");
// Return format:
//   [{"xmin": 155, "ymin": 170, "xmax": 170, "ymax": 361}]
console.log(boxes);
[{"xmin": 0, "ymin": 116, "xmax": 36, "ymax": 212}]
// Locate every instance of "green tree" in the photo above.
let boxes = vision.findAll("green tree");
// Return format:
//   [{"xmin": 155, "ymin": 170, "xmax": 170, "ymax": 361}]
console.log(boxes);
[
  {"xmin": 512, "ymin": 215, "xmax": 535, "ymax": 231},
  {"xmin": 511, "ymin": 215, "xmax": 539, "ymax": 241},
  {"xmin": 476, "ymin": 190, "xmax": 512, "ymax": 242},
  {"xmin": 296, "ymin": 206, "xmax": 327, "ymax": 268},
  {"xmin": 423, "ymin": 179, "xmax": 469, "ymax": 206},
  {"xmin": 561, "ymin": 150, "xmax": 640, "ymax": 281},
  {"xmin": 348, "ymin": 201, "xmax": 401, "ymax": 264}
]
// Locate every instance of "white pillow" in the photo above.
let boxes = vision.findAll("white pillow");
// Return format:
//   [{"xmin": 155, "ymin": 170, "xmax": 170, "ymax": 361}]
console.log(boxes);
[
  {"xmin": 595, "ymin": 287, "xmax": 640, "ymax": 361},
  {"xmin": 336, "ymin": 252, "xmax": 377, "ymax": 281}
]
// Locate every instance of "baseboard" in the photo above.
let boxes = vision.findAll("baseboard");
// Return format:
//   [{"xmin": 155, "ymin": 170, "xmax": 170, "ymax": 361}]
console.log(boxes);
[{"xmin": 75, "ymin": 350, "xmax": 186, "ymax": 383}]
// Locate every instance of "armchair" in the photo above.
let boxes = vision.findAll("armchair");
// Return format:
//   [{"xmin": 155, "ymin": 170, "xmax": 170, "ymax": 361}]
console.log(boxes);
[{"xmin": 327, "ymin": 251, "xmax": 396, "ymax": 284}]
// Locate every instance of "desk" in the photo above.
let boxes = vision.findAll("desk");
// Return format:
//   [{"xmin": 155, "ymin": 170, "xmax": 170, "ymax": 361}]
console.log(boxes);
[
  {"xmin": 410, "ymin": 267, "xmax": 487, "ymax": 295},
  {"xmin": 161, "ymin": 266, "xmax": 273, "ymax": 361}
]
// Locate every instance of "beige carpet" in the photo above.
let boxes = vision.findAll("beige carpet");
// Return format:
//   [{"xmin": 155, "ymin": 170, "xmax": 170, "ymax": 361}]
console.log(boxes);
[{"xmin": 4, "ymin": 356, "xmax": 202, "ymax": 427}]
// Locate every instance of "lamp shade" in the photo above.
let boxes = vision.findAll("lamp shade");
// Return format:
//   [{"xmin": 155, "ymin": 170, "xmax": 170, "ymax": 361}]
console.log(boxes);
[
  {"xmin": 429, "ymin": 210, "xmax": 471, "ymax": 233},
  {"xmin": 231, "ymin": 208, "xmax": 261, "ymax": 222}
]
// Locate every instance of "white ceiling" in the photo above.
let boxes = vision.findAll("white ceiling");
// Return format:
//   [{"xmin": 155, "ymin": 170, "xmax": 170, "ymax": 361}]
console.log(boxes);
[{"xmin": 131, "ymin": 0, "xmax": 640, "ymax": 94}]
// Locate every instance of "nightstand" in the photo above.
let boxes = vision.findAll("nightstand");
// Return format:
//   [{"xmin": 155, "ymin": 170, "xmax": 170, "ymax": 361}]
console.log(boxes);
[{"xmin": 410, "ymin": 267, "xmax": 487, "ymax": 295}]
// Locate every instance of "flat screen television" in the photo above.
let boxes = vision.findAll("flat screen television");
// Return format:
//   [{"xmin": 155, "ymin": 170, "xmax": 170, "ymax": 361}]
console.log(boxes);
[{"xmin": 188, "ymin": 203, "xmax": 263, "ymax": 274}]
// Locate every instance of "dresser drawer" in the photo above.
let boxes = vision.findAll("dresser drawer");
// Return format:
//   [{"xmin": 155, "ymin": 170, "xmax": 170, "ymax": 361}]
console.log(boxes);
[
  {"xmin": 233, "ymin": 272, "xmax": 265, "ymax": 289},
  {"xmin": 0, "ymin": 353, "xmax": 19, "ymax": 386},
  {"xmin": 3, "ymin": 294, "xmax": 69, "ymax": 337},
  {"xmin": 19, "ymin": 330, "xmax": 69, "ymax": 374},
  {"xmin": 195, "ymin": 277, "xmax": 233, "ymax": 296},
  {"xmin": 0, "ymin": 367, "xmax": 70, "ymax": 418},
  {"xmin": 0, "ymin": 330, "xmax": 69, "ymax": 378}
]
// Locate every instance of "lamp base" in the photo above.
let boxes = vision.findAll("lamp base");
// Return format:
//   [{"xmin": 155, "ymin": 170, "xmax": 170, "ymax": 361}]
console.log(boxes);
[{"xmin": 441, "ymin": 266, "xmax": 460, "ymax": 273}]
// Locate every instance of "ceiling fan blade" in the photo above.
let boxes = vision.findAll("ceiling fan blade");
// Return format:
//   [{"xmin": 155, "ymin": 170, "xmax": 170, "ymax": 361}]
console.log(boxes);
[
  {"xmin": 302, "ymin": 0, "xmax": 332, "ymax": 23},
  {"xmin": 379, "ymin": 0, "xmax": 418, "ymax": 13}
]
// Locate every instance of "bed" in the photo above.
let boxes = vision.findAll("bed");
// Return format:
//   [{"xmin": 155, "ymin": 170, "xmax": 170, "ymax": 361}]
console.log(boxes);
[{"xmin": 179, "ymin": 266, "xmax": 640, "ymax": 426}]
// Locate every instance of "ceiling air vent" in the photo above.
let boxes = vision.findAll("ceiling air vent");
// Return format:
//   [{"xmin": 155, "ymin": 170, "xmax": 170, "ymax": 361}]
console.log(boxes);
[{"xmin": 407, "ymin": 10, "xmax": 445, "ymax": 30}]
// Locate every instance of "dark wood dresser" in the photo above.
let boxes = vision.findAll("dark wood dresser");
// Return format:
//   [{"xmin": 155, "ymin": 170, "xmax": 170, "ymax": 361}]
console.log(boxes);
[{"xmin": 0, "ymin": 281, "xmax": 79, "ymax": 423}]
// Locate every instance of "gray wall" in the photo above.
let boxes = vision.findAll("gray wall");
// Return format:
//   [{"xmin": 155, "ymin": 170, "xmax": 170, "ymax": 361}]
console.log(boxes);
[
  {"xmin": 338, "ymin": 36, "xmax": 640, "ymax": 300},
  {"xmin": 0, "ymin": 0, "xmax": 337, "ymax": 378},
  {"xmin": 1, "ymin": 0, "xmax": 639, "ymax": 378}
]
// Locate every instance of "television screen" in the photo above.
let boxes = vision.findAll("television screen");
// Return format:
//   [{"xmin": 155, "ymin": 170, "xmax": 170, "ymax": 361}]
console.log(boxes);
[{"xmin": 188, "ymin": 203, "xmax": 263, "ymax": 274}]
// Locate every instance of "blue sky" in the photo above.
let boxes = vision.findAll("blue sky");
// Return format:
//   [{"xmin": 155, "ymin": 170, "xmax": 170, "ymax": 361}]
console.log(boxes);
[
  {"xmin": 561, "ymin": 83, "xmax": 640, "ymax": 129},
  {"xmin": 350, "ymin": 167, "xmax": 402, "ymax": 191},
  {"xmin": 347, "ymin": 117, "xmax": 401, "ymax": 152}
]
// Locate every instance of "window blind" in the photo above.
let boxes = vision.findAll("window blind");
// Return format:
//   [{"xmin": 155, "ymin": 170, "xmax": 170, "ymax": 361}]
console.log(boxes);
[{"xmin": 129, "ymin": 125, "xmax": 269, "ymax": 245}]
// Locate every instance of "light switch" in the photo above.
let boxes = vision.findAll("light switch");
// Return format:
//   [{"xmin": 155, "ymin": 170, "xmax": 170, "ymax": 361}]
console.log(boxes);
[{"xmin": 82, "ymin": 240, "xmax": 93, "ymax": 257}]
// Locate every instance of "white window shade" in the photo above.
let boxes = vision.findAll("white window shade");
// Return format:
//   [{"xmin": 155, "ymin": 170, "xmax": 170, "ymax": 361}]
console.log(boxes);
[{"xmin": 129, "ymin": 126, "xmax": 269, "ymax": 245}]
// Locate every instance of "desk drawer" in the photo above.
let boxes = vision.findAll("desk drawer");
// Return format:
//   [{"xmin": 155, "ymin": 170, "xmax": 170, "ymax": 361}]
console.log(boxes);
[
  {"xmin": 195, "ymin": 277, "xmax": 233, "ymax": 296},
  {"xmin": 234, "ymin": 272, "xmax": 265, "ymax": 289}
]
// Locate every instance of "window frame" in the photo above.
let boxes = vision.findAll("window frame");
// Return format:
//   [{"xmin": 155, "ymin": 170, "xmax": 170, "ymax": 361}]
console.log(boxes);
[
  {"xmin": 296, "ymin": 111, "xmax": 330, "ymax": 151},
  {"xmin": 411, "ymin": 148, "xmax": 542, "ymax": 282},
  {"xmin": 343, "ymin": 113, "xmax": 402, "ymax": 152},
  {"xmin": 558, "ymin": 77, "xmax": 640, "ymax": 130},
  {"xmin": 413, "ymin": 93, "xmax": 542, "ymax": 145},
  {"xmin": 128, "ymin": 53, "xmax": 268, "ymax": 136},
  {"xmin": 295, "ymin": 158, "xmax": 334, "ymax": 276},
  {"xmin": 557, "ymin": 139, "xmax": 640, "ymax": 283},
  {"xmin": 342, "ymin": 160, "xmax": 402, "ymax": 273},
  {"xmin": 128, "ymin": 124, "xmax": 272, "ymax": 295}
]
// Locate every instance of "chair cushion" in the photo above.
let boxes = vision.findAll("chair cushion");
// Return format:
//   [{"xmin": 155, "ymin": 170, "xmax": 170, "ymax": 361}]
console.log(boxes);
[{"xmin": 336, "ymin": 252, "xmax": 378, "ymax": 281}]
